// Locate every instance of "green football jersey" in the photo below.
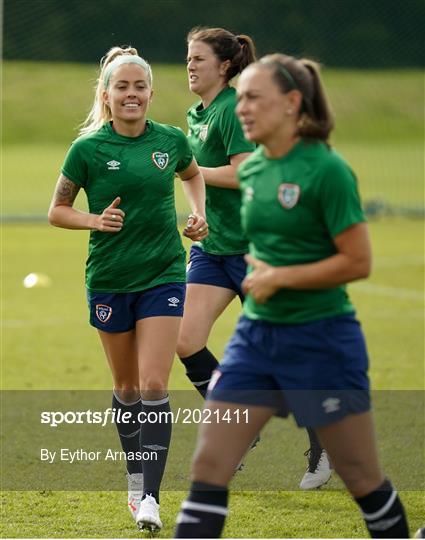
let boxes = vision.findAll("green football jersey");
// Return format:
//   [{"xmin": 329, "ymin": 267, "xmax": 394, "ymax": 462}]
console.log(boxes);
[
  {"xmin": 187, "ymin": 86, "xmax": 255, "ymax": 255},
  {"xmin": 61, "ymin": 120, "xmax": 193, "ymax": 292},
  {"xmin": 239, "ymin": 140, "xmax": 366, "ymax": 324}
]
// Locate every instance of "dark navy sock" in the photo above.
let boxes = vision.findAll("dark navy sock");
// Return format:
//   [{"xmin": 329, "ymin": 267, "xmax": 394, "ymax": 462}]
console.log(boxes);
[
  {"xmin": 175, "ymin": 481, "xmax": 228, "ymax": 538},
  {"xmin": 355, "ymin": 479, "xmax": 409, "ymax": 538},
  {"xmin": 140, "ymin": 395, "xmax": 172, "ymax": 504},
  {"xmin": 112, "ymin": 391, "xmax": 143, "ymax": 474},
  {"xmin": 307, "ymin": 427, "xmax": 322, "ymax": 450},
  {"xmin": 180, "ymin": 347, "xmax": 219, "ymax": 398}
]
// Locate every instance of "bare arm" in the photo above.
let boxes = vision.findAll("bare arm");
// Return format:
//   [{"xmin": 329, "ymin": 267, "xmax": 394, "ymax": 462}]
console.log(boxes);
[
  {"xmin": 243, "ymin": 223, "xmax": 372, "ymax": 303},
  {"xmin": 48, "ymin": 174, "xmax": 124, "ymax": 232},
  {"xmin": 178, "ymin": 159, "xmax": 208, "ymax": 241},
  {"xmin": 199, "ymin": 152, "xmax": 251, "ymax": 189}
]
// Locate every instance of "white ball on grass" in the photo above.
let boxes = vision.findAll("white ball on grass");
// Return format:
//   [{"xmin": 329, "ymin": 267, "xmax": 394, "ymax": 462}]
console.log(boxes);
[{"xmin": 23, "ymin": 273, "xmax": 51, "ymax": 288}]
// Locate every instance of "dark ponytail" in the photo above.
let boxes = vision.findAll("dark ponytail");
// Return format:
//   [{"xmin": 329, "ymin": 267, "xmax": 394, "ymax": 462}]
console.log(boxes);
[
  {"xmin": 297, "ymin": 59, "xmax": 334, "ymax": 141},
  {"xmin": 259, "ymin": 53, "xmax": 334, "ymax": 142}
]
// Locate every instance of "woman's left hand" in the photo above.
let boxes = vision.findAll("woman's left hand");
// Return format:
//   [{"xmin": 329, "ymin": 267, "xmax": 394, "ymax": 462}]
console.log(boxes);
[
  {"xmin": 183, "ymin": 213, "xmax": 209, "ymax": 241},
  {"xmin": 242, "ymin": 255, "xmax": 279, "ymax": 304}
]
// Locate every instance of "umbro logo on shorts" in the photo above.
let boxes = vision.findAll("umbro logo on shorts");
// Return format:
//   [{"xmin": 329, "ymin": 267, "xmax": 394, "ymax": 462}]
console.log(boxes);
[
  {"xmin": 95, "ymin": 304, "xmax": 113, "ymax": 323},
  {"xmin": 322, "ymin": 397, "xmax": 340, "ymax": 413},
  {"xmin": 168, "ymin": 297, "xmax": 180, "ymax": 307},
  {"xmin": 107, "ymin": 160, "xmax": 120, "ymax": 170}
]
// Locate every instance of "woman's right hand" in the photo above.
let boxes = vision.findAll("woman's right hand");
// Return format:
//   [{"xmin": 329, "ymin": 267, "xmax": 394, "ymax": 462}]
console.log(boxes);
[
  {"xmin": 95, "ymin": 197, "xmax": 125, "ymax": 232},
  {"xmin": 183, "ymin": 213, "xmax": 208, "ymax": 241}
]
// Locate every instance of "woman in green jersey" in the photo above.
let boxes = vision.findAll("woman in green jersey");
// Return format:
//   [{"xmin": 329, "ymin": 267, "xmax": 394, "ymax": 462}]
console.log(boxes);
[
  {"xmin": 177, "ymin": 27, "xmax": 330, "ymax": 488},
  {"xmin": 176, "ymin": 27, "xmax": 255, "ymax": 388},
  {"xmin": 175, "ymin": 54, "xmax": 409, "ymax": 538},
  {"xmin": 48, "ymin": 46, "xmax": 208, "ymax": 532}
]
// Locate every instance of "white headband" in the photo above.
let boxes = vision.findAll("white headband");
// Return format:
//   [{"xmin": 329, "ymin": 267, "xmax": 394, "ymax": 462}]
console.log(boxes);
[{"xmin": 103, "ymin": 55, "xmax": 152, "ymax": 88}]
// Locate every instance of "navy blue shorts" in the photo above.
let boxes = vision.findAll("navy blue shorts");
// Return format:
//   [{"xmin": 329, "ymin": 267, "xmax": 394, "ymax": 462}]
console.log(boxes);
[
  {"xmin": 208, "ymin": 314, "xmax": 371, "ymax": 428},
  {"xmin": 186, "ymin": 245, "xmax": 246, "ymax": 301},
  {"xmin": 87, "ymin": 282, "xmax": 186, "ymax": 333}
]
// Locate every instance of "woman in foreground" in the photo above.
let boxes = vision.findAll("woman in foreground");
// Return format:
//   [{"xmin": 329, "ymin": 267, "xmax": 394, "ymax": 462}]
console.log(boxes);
[{"xmin": 174, "ymin": 53, "xmax": 410, "ymax": 538}]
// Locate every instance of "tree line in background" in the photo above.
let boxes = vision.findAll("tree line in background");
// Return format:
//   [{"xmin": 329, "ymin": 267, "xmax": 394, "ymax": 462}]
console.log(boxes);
[{"xmin": 4, "ymin": 0, "xmax": 424, "ymax": 67}]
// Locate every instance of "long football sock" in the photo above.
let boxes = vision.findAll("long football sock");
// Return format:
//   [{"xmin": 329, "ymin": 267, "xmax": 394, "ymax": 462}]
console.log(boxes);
[
  {"xmin": 307, "ymin": 426, "xmax": 322, "ymax": 450},
  {"xmin": 355, "ymin": 478, "xmax": 409, "ymax": 538},
  {"xmin": 175, "ymin": 481, "xmax": 228, "ymax": 538},
  {"xmin": 140, "ymin": 395, "xmax": 172, "ymax": 504},
  {"xmin": 180, "ymin": 347, "xmax": 219, "ymax": 398},
  {"xmin": 112, "ymin": 391, "xmax": 143, "ymax": 474}
]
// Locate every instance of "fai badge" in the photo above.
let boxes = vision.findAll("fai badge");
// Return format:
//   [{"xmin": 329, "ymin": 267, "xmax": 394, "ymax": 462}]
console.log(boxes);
[
  {"xmin": 95, "ymin": 304, "xmax": 112, "ymax": 323},
  {"xmin": 152, "ymin": 152, "xmax": 169, "ymax": 170},
  {"xmin": 199, "ymin": 124, "xmax": 209, "ymax": 142},
  {"xmin": 278, "ymin": 183, "xmax": 300, "ymax": 209}
]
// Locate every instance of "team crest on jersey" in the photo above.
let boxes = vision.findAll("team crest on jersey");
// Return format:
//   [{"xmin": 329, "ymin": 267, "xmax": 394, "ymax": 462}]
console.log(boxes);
[
  {"xmin": 95, "ymin": 304, "xmax": 113, "ymax": 323},
  {"xmin": 278, "ymin": 183, "xmax": 300, "ymax": 209},
  {"xmin": 152, "ymin": 152, "xmax": 169, "ymax": 170},
  {"xmin": 199, "ymin": 124, "xmax": 209, "ymax": 142}
]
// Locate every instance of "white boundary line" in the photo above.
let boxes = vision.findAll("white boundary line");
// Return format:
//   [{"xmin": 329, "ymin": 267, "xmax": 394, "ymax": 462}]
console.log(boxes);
[{"xmin": 351, "ymin": 282, "xmax": 424, "ymax": 302}]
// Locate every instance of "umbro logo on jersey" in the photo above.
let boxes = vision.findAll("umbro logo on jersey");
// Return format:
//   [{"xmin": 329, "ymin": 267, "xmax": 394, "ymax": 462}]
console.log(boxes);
[
  {"xmin": 107, "ymin": 160, "xmax": 120, "ymax": 170},
  {"xmin": 168, "ymin": 296, "xmax": 180, "ymax": 307},
  {"xmin": 199, "ymin": 124, "xmax": 209, "ymax": 141},
  {"xmin": 278, "ymin": 183, "xmax": 300, "ymax": 209},
  {"xmin": 95, "ymin": 304, "xmax": 113, "ymax": 323},
  {"xmin": 322, "ymin": 397, "xmax": 341, "ymax": 413},
  {"xmin": 152, "ymin": 152, "xmax": 169, "ymax": 170}
]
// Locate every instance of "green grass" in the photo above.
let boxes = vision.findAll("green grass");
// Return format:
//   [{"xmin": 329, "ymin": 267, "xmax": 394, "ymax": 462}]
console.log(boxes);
[
  {"xmin": 2, "ymin": 220, "xmax": 424, "ymax": 390},
  {"xmin": 3, "ymin": 62, "xmax": 423, "ymax": 145},
  {"xmin": 2, "ymin": 62, "xmax": 424, "ymax": 216},
  {"xmin": 1, "ymin": 491, "xmax": 423, "ymax": 538},
  {"xmin": 3, "ymin": 140, "xmax": 423, "ymax": 216},
  {"xmin": 1, "ymin": 219, "xmax": 424, "ymax": 537}
]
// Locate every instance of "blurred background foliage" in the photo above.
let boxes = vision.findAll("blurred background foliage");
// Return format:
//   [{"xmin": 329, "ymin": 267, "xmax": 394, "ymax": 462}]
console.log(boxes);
[{"xmin": 4, "ymin": 0, "xmax": 425, "ymax": 67}]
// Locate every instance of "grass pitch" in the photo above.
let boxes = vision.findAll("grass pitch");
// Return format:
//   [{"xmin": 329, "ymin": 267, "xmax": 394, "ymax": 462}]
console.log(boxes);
[
  {"xmin": 2, "ymin": 63, "xmax": 424, "ymax": 216},
  {"xmin": 1, "ymin": 219, "xmax": 424, "ymax": 538}
]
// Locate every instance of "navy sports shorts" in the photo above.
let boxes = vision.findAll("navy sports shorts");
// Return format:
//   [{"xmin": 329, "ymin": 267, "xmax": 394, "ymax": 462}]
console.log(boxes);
[
  {"xmin": 208, "ymin": 314, "xmax": 371, "ymax": 428},
  {"xmin": 87, "ymin": 282, "xmax": 186, "ymax": 333},
  {"xmin": 186, "ymin": 245, "xmax": 247, "ymax": 301}
]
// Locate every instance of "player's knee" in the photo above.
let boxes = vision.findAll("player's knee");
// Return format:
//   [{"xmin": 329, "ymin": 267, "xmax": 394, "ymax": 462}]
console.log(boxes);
[
  {"xmin": 334, "ymin": 459, "xmax": 381, "ymax": 497},
  {"xmin": 177, "ymin": 332, "xmax": 204, "ymax": 358},
  {"xmin": 139, "ymin": 374, "xmax": 168, "ymax": 399},
  {"xmin": 177, "ymin": 334, "xmax": 195, "ymax": 358},
  {"xmin": 114, "ymin": 385, "xmax": 140, "ymax": 404}
]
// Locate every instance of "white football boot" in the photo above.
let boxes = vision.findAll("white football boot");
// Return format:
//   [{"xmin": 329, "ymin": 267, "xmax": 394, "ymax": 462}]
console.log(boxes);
[
  {"xmin": 235, "ymin": 435, "xmax": 260, "ymax": 473},
  {"xmin": 136, "ymin": 494, "xmax": 162, "ymax": 532},
  {"xmin": 127, "ymin": 473, "xmax": 144, "ymax": 521},
  {"xmin": 299, "ymin": 448, "xmax": 332, "ymax": 489}
]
